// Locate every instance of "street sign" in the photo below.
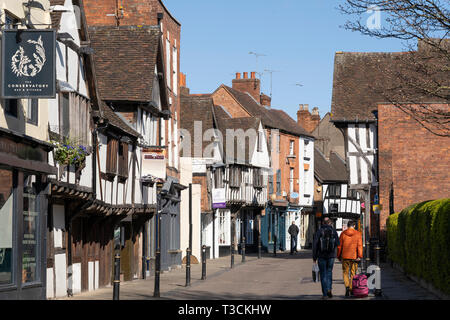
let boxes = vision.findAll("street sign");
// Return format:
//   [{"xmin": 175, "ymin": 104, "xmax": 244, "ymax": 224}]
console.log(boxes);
[{"xmin": 2, "ymin": 29, "xmax": 56, "ymax": 99}]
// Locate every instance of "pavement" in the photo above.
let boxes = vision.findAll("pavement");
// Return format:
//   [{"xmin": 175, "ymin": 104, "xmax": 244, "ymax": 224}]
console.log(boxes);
[{"xmin": 57, "ymin": 249, "xmax": 440, "ymax": 301}]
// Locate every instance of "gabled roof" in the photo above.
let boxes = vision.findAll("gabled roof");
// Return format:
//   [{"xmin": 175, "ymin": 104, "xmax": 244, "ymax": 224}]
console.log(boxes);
[
  {"xmin": 331, "ymin": 45, "xmax": 449, "ymax": 122},
  {"xmin": 214, "ymin": 115, "xmax": 262, "ymax": 166},
  {"xmin": 331, "ymin": 52, "xmax": 402, "ymax": 122},
  {"xmin": 219, "ymin": 85, "xmax": 314, "ymax": 138},
  {"xmin": 88, "ymin": 25, "xmax": 169, "ymax": 105},
  {"xmin": 314, "ymin": 147, "xmax": 348, "ymax": 183},
  {"xmin": 180, "ymin": 95, "xmax": 216, "ymax": 157}
]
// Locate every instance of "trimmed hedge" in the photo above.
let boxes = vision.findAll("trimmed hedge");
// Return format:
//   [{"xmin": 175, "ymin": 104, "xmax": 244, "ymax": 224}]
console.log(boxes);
[{"xmin": 386, "ymin": 199, "xmax": 450, "ymax": 296}]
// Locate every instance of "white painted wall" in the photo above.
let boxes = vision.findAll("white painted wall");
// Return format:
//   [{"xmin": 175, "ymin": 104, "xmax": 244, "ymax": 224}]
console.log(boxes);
[
  {"xmin": 179, "ymin": 157, "xmax": 202, "ymax": 261},
  {"xmin": 250, "ymin": 122, "xmax": 271, "ymax": 169},
  {"xmin": 299, "ymin": 137, "xmax": 315, "ymax": 206}
]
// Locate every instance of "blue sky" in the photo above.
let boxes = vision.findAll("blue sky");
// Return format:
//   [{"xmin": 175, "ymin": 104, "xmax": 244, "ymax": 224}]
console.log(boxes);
[{"xmin": 164, "ymin": 0, "xmax": 407, "ymax": 120}]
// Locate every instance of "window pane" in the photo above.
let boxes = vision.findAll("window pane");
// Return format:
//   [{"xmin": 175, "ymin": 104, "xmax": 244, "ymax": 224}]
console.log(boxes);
[
  {"xmin": 0, "ymin": 169, "xmax": 14, "ymax": 285},
  {"xmin": 22, "ymin": 174, "xmax": 39, "ymax": 283}
]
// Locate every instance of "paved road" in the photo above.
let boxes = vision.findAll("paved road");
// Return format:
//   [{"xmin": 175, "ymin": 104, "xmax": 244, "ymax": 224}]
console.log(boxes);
[{"xmin": 58, "ymin": 250, "xmax": 440, "ymax": 300}]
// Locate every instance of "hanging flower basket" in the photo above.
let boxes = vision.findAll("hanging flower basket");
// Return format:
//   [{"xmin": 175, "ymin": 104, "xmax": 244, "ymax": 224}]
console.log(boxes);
[{"xmin": 51, "ymin": 140, "xmax": 89, "ymax": 169}]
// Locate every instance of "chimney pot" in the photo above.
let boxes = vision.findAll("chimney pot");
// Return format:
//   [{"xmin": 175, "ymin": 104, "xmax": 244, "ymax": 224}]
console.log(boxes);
[
  {"xmin": 251, "ymin": 72, "xmax": 256, "ymax": 79},
  {"xmin": 243, "ymin": 72, "xmax": 248, "ymax": 79},
  {"xmin": 236, "ymin": 72, "xmax": 241, "ymax": 79}
]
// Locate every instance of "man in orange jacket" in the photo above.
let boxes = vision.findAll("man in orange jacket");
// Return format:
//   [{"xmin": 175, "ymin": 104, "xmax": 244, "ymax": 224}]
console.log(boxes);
[{"xmin": 337, "ymin": 220, "xmax": 363, "ymax": 297}]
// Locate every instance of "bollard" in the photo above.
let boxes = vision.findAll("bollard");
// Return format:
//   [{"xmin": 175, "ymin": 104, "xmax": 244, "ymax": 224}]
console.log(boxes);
[
  {"xmin": 201, "ymin": 245, "xmax": 207, "ymax": 280},
  {"xmin": 186, "ymin": 248, "xmax": 191, "ymax": 287},
  {"xmin": 274, "ymin": 236, "xmax": 277, "ymax": 256},
  {"xmin": 154, "ymin": 249, "xmax": 161, "ymax": 297},
  {"xmin": 231, "ymin": 241, "xmax": 235, "ymax": 269},
  {"xmin": 241, "ymin": 237, "xmax": 246, "ymax": 263},
  {"xmin": 375, "ymin": 245, "xmax": 381, "ymax": 267},
  {"xmin": 258, "ymin": 233, "xmax": 262, "ymax": 259},
  {"xmin": 365, "ymin": 240, "xmax": 371, "ymax": 274},
  {"xmin": 113, "ymin": 253, "xmax": 120, "ymax": 300}
]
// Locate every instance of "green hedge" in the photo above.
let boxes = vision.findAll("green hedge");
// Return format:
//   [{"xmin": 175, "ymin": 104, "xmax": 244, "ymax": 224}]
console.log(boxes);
[{"xmin": 386, "ymin": 199, "xmax": 450, "ymax": 296}]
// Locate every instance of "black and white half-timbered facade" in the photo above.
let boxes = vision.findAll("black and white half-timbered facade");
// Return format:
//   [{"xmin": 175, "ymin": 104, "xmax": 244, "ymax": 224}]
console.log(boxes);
[
  {"xmin": 314, "ymin": 148, "xmax": 361, "ymax": 236},
  {"xmin": 212, "ymin": 106, "xmax": 270, "ymax": 257}
]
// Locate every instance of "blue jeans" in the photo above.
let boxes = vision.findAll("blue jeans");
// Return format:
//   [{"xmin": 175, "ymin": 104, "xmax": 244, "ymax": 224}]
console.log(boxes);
[
  {"xmin": 290, "ymin": 236, "xmax": 298, "ymax": 253},
  {"xmin": 318, "ymin": 257, "xmax": 335, "ymax": 297}
]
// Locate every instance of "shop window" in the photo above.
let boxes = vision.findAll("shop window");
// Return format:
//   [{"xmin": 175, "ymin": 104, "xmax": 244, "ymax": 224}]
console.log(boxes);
[
  {"xmin": 0, "ymin": 169, "xmax": 14, "ymax": 285},
  {"xmin": 22, "ymin": 174, "xmax": 39, "ymax": 284},
  {"xmin": 218, "ymin": 211, "xmax": 230, "ymax": 245},
  {"xmin": 245, "ymin": 212, "xmax": 254, "ymax": 245}
]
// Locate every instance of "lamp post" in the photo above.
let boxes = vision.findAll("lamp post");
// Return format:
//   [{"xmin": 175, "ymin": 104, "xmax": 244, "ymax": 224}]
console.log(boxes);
[
  {"xmin": 186, "ymin": 184, "xmax": 192, "ymax": 287},
  {"xmin": 153, "ymin": 182, "xmax": 163, "ymax": 298},
  {"xmin": 270, "ymin": 194, "xmax": 277, "ymax": 256}
]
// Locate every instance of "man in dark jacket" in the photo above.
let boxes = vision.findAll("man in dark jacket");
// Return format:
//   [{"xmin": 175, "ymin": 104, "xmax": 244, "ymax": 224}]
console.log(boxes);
[
  {"xmin": 313, "ymin": 217, "xmax": 340, "ymax": 299},
  {"xmin": 288, "ymin": 222, "xmax": 299, "ymax": 254}
]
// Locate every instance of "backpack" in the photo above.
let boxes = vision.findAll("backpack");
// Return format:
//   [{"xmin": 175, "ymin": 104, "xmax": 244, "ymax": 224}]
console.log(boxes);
[
  {"xmin": 319, "ymin": 227, "xmax": 336, "ymax": 254},
  {"xmin": 352, "ymin": 274, "xmax": 369, "ymax": 298}
]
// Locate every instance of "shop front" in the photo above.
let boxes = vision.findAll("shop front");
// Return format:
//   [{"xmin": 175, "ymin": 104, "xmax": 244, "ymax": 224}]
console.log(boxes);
[{"xmin": 0, "ymin": 130, "xmax": 56, "ymax": 299}]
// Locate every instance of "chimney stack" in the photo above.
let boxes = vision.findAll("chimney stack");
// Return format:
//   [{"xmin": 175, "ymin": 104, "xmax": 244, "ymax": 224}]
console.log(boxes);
[
  {"xmin": 260, "ymin": 93, "xmax": 271, "ymax": 107},
  {"xmin": 297, "ymin": 104, "xmax": 320, "ymax": 133},
  {"xmin": 232, "ymin": 71, "xmax": 261, "ymax": 103},
  {"xmin": 180, "ymin": 72, "xmax": 190, "ymax": 95}
]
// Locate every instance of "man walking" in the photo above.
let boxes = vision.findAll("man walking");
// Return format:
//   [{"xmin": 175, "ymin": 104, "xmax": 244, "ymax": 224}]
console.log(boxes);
[
  {"xmin": 313, "ymin": 217, "xmax": 339, "ymax": 299},
  {"xmin": 288, "ymin": 221, "xmax": 299, "ymax": 255},
  {"xmin": 337, "ymin": 220, "xmax": 363, "ymax": 297}
]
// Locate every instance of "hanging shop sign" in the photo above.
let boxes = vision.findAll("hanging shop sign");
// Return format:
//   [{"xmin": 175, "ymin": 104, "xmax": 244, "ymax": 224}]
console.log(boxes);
[
  {"xmin": 1, "ymin": 29, "xmax": 56, "ymax": 99},
  {"xmin": 212, "ymin": 188, "xmax": 226, "ymax": 209}
]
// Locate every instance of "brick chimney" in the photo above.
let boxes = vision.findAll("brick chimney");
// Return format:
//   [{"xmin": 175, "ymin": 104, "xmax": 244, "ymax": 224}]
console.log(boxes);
[
  {"xmin": 297, "ymin": 104, "xmax": 320, "ymax": 133},
  {"xmin": 232, "ymin": 71, "xmax": 261, "ymax": 103},
  {"xmin": 310, "ymin": 107, "xmax": 320, "ymax": 131},
  {"xmin": 180, "ymin": 72, "xmax": 190, "ymax": 95},
  {"xmin": 260, "ymin": 93, "xmax": 271, "ymax": 107}
]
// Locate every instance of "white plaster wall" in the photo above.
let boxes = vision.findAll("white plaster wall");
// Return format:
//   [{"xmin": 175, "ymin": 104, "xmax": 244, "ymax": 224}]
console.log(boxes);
[
  {"xmin": 54, "ymin": 253, "xmax": 67, "ymax": 297},
  {"xmin": 88, "ymin": 261, "xmax": 94, "ymax": 291},
  {"xmin": 72, "ymin": 263, "xmax": 81, "ymax": 294},
  {"xmin": 179, "ymin": 158, "xmax": 202, "ymax": 261},
  {"xmin": 250, "ymin": 122, "xmax": 271, "ymax": 169},
  {"xmin": 46, "ymin": 268, "xmax": 54, "ymax": 299}
]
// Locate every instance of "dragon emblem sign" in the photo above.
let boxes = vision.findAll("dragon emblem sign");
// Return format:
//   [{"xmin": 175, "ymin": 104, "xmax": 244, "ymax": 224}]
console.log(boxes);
[{"xmin": 2, "ymin": 30, "xmax": 55, "ymax": 99}]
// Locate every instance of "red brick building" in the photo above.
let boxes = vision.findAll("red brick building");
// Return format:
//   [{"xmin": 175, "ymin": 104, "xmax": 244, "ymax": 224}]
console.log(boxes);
[
  {"xmin": 378, "ymin": 103, "xmax": 450, "ymax": 234},
  {"xmin": 83, "ymin": 0, "xmax": 181, "ymax": 178},
  {"xmin": 210, "ymin": 72, "xmax": 316, "ymax": 251},
  {"xmin": 331, "ymin": 43, "xmax": 449, "ymax": 244}
]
